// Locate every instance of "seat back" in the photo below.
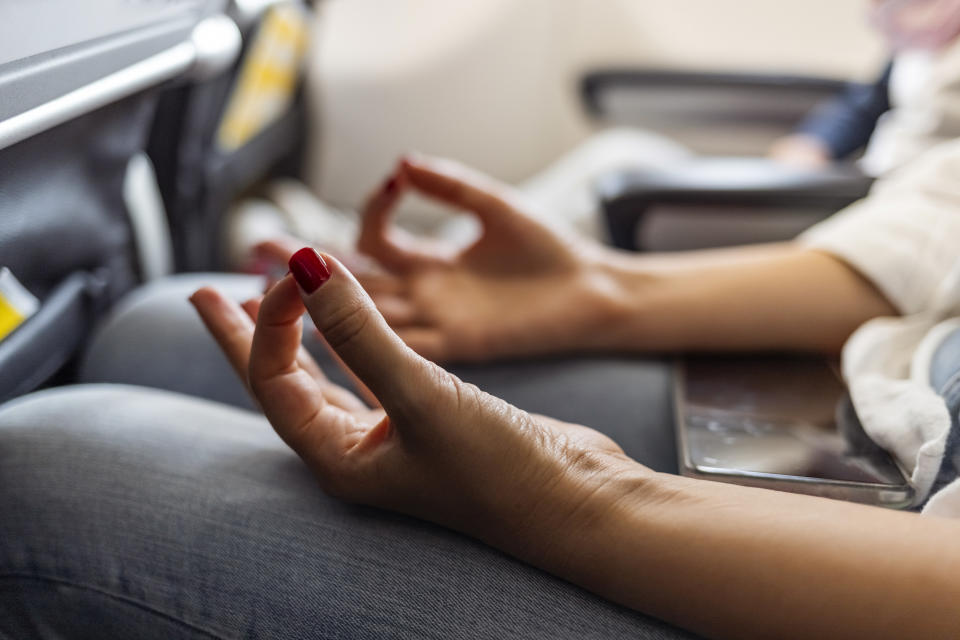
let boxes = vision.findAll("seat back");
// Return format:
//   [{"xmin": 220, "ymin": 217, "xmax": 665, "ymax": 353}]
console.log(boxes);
[
  {"xmin": 0, "ymin": 99, "xmax": 155, "ymax": 401},
  {"xmin": 149, "ymin": 1, "xmax": 311, "ymax": 271},
  {"xmin": 0, "ymin": 0, "xmax": 233, "ymax": 402}
]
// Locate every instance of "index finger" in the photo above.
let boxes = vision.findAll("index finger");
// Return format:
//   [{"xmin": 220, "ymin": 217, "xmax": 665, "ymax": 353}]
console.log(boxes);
[
  {"xmin": 357, "ymin": 172, "xmax": 425, "ymax": 272},
  {"xmin": 190, "ymin": 287, "xmax": 256, "ymax": 384},
  {"xmin": 398, "ymin": 155, "xmax": 519, "ymax": 230},
  {"xmin": 249, "ymin": 276, "xmax": 349, "ymax": 456},
  {"xmin": 356, "ymin": 168, "xmax": 456, "ymax": 274}
]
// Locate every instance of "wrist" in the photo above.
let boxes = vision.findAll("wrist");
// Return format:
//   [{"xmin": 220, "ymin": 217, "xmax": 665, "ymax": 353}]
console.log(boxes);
[
  {"xmin": 574, "ymin": 246, "xmax": 662, "ymax": 352},
  {"xmin": 509, "ymin": 450, "xmax": 663, "ymax": 570}
]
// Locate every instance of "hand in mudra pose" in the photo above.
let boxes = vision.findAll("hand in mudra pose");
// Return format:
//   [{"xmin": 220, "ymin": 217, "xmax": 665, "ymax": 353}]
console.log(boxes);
[
  {"xmin": 194, "ymin": 158, "xmax": 960, "ymax": 640},
  {"xmin": 190, "ymin": 253, "xmax": 630, "ymax": 560},
  {"xmin": 354, "ymin": 155, "xmax": 624, "ymax": 362},
  {"xmin": 256, "ymin": 155, "xmax": 626, "ymax": 362}
]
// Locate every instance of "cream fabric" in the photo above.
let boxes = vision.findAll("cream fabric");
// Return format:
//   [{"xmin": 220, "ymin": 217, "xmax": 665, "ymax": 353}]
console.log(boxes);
[
  {"xmin": 802, "ymin": 138, "xmax": 960, "ymax": 511},
  {"xmin": 861, "ymin": 41, "xmax": 960, "ymax": 176}
]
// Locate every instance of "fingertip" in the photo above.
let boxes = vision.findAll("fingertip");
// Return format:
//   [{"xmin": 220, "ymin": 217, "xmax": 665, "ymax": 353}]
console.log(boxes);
[
  {"xmin": 400, "ymin": 151, "xmax": 425, "ymax": 168},
  {"xmin": 383, "ymin": 172, "xmax": 404, "ymax": 196},
  {"xmin": 315, "ymin": 250, "xmax": 346, "ymax": 274},
  {"xmin": 189, "ymin": 286, "xmax": 212, "ymax": 302},
  {"xmin": 313, "ymin": 252, "xmax": 374, "ymax": 296},
  {"xmin": 289, "ymin": 247, "xmax": 332, "ymax": 295},
  {"xmin": 188, "ymin": 286, "xmax": 221, "ymax": 310}
]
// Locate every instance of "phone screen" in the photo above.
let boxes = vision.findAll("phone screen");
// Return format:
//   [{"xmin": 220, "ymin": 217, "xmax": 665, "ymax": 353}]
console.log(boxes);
[{"xmin": 677, "ymin": 356, "xmax": 909, "ymax": 488}]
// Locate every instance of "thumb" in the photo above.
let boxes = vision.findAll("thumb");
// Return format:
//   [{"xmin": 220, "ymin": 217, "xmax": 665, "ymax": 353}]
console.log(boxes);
[{"xmin": 288, "ymin": 247, "xmax": 442, "ymax": 415}]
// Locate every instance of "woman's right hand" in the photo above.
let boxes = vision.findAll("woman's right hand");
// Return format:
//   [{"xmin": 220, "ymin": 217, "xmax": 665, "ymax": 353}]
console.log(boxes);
[
  {"xmin": 193, "ymin": 250, "xmax": 639, "ymax": 564},
  {"xmin": 194, "ymin": 255, "xmax": 960, "ymax": 640},
  {"xmin": 356, "ymin": 156, "xmax": 624, "ymax": 362}
]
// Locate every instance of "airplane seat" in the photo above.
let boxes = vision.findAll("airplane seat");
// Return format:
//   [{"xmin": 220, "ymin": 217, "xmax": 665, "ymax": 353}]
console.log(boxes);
[
  {"xmin": 148, "ymin": 0, "xmax": 311, "ymax": 271},
  {"xmin": 0, "ymin": 98, "xmax": 157, "ymax": 403},
  {"xmin": 580, "ymin": 69, "xmax": 876, "ymax": 251},
  {"xmin": 304, "ymin": 0, "xmax": 582, "ymax": 213},
  {"xmin": 0, "ymin": 0, "xmax": 308, "ymax": 404}
]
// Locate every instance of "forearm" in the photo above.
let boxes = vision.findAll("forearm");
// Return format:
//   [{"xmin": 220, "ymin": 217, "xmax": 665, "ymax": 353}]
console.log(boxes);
[
  {"xmin": 531, "ymin": 466, "xmax": 960, "ymax": 640},
  {"xmin": 586, "ymin": 242, "xmax": 897, "ymax": 354}
]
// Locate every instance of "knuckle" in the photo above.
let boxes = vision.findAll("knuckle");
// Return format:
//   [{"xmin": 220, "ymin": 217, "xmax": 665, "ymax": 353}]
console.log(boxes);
[
  {"xmin": 395, "ymin": 362, "xmax": 461, "ymax": 419},
  {"xmin": 561, "ymin": 444, "xmax": 608, "ymax": 475},
  {"xmin": 320, "ymin": 299, "xmax": 370, "ymax": 352},
  {"xmin": 452, "ymin": 378, "xmax": 484, "ymax": 414}
]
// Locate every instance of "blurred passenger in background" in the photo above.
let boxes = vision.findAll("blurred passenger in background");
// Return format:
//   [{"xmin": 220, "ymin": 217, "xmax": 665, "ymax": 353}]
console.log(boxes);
[
  {"xmin": 234, "ymin": 0, "xmax": 960, "ymax": 259},
  {"xmin": 10, "ymin": 4, "xmax": 960, "ymax": 639},
  {"xmin": 520, "ymin": 0, "xmax": 960, "ymax": 238},
  {"xmin": 183, "ymin": 143, "xmax": 960, "ymax": 639}
]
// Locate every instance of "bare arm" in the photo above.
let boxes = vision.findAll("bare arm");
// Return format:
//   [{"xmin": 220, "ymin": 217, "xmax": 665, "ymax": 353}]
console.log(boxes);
[
  {"xmin": 350, "ymin": 156, "xmax": 897, "ymax": 362},
  {"xmin": 509, "ymin": 464, "xmax": 960, "ymax": 640},
  {"xmin": 593, "ymin": 242, "xmax": 897, "ymax": 354},
  {"xmin": 195, "ymin": 251, "xmax": 957, "ymax": 640}
]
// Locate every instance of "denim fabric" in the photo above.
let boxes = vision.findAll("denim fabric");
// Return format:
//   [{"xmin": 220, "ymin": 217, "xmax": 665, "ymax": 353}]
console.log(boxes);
[
  {"xmin": 0, "ymin": 385, "xmax": 697, "ymax": 639},
  {"xmin": 78, "ymin": 273, "xmax": 678, "ymax": 473},
  {"xmin": 78, "ymin": 273, "xmax": 270, "ymax": 412},
  {"xmin": 929, "ymin": 327, "xmax": 960, "ymax": 396}
]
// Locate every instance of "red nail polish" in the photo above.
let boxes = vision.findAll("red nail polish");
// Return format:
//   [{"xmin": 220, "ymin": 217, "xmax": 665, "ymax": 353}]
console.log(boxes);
[
  {"xmin": 288, "ymin": 248, "xmax": 331, "ymax": 294},
  {"xmin": 384, "ymin": 176, "xmax": 398, "ymax": 194}
]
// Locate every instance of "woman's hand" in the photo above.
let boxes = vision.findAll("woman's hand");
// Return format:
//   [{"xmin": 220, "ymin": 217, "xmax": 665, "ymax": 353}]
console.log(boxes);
[
  {"xmin": 356, "ymin": 155, "xmax": 623, "ymax": 362},
  {"xmin": 190, "ymin": 250, "xmax": 635, "ymax": 558},
  {"xmin": 357, "ymin": 156, "xmax": 896, "ymax": 357},
  {"xmin": 192, "ymin": 250, "xmax": 960, "ymax": 640}
]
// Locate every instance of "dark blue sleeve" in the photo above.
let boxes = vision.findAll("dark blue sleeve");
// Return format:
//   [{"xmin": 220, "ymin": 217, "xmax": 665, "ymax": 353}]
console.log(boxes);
[{"xmin": 794, "ymin": 62, "xmax": 892, "ymax": 160}]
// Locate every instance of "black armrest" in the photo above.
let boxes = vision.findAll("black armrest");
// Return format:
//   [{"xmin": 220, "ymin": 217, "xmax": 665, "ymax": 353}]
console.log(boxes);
[
  {"xmin": 581, "ymin": 68, "xmax": 849, "ymax": 126},
  {"xmin": 596, "ymin": 157, "xmax": 873, "ymax": 251}
]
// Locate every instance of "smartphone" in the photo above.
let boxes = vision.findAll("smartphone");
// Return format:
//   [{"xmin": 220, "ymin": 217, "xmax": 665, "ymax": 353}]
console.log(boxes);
[{"xmin": 673, "ymin": 355, "xmax": 914, "ymax": 508}]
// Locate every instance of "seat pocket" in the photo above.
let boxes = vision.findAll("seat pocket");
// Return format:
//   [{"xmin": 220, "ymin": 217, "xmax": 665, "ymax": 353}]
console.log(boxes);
[{"xmin": 0, "ymin": 271, "xmax": 107, "ymax": 403}]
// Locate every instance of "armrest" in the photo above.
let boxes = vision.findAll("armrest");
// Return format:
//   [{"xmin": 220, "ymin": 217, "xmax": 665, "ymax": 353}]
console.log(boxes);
[
  {"xmin": 581, "ymin": 68, "xmax": 849, "ymax": 127},
  {"xmin": 596, "ymin": 157, "xmax": 873, "ymax": 251}
]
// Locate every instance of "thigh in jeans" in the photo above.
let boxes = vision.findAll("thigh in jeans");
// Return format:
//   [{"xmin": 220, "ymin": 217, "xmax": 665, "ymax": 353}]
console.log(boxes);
[
  {"xmin": 0, "ymin": 385, "xmax": 697, "ymax": 640},
  {"xmin": 80, "ymin": 274, "xmax": 678, "ymax": 473}
]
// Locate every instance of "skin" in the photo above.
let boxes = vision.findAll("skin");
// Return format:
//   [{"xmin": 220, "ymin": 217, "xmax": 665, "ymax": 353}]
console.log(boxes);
[
  {"xmin": 192, "ymin": 156, "xmax": 960, "ymax": 639},
  {"xmin": 351, "ymin": 155, "xmax": 895, "ymax": 360},
  {"xmin": 767, "ymin": 133, "xmax": 833, "ymax": 169}
]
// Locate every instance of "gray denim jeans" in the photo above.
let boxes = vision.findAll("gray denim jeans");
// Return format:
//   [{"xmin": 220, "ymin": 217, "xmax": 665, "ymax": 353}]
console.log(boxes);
[{"xmin": 0, "ymin": 274, "xmax": 695, "ymax": 639}]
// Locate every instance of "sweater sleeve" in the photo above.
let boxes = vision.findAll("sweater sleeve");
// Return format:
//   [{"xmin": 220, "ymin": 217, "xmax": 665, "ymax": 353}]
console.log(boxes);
[
  {"xmin": 793, "ymin": 62, "xmax": 892, "ymax": 160},
  {"xmin": 799, "ymin": 138, "xmax": 960, "ymax": 315}
]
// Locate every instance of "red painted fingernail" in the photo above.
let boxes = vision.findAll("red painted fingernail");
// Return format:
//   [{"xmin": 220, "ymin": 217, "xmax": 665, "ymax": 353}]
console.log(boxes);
[
  {"xmin": 384, "ymin": 176, "xmax": 398, "ymax": 194},
  {"xmin": 288, "ymin": 248, "xmax": 331, "ymax": 294}
]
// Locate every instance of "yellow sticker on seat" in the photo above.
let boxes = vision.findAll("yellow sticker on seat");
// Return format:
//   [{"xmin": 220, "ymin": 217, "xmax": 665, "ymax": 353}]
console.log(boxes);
[
  {"xmin": 216, "ymin": 3, "xmax": 310, "ymax": 152},
  {"xmin": 0, "ymin": 296, "xmax": 26, "ymax": 341},
  {"xmin": 0, "ymin": 268, "xmax": 38, "ymax": 341}
]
